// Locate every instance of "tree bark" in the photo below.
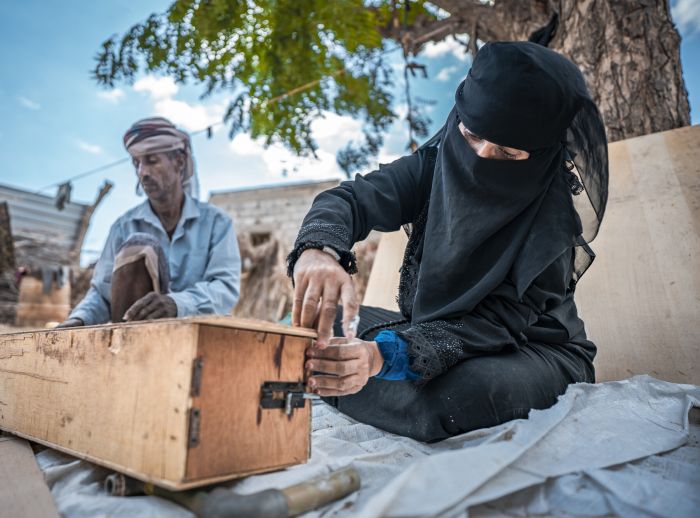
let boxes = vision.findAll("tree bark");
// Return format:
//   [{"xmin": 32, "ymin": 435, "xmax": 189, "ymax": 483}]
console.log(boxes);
[
  {"xmin": 392, "ymin": 0, "xmax": 690, "ymax": 142},
  {"xmin": 0, "ymin": 202, "xmax": 15, "ymax": 275}
]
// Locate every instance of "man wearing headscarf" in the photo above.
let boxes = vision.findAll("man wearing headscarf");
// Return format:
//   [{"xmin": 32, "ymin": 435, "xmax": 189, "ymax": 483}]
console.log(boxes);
[
  {"xmin": 287, "ymin": 42, "xmax": 608, "ymax": 442},
  {"xmin": 58, "ymin": 117, "xmax": 241, "ymax": 327}
]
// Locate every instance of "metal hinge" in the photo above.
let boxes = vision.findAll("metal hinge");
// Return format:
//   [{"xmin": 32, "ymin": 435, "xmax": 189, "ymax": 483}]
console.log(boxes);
[
  {"xmin": 190, "ymin": 357, "xmax": 204, "ymax": 397},
  {"xmin": 188, "ymin": 408, "xmax": 201, "ymax": 448},
  {"xmin": 260, "ymin": 381, "xmax": 319, "ymax": 416}
]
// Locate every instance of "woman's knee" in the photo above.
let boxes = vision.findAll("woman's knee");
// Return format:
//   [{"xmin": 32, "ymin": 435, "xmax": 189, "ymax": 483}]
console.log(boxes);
[{"xmin": 422, "ymin": 355, "xmax": 550, "ymax": 436}]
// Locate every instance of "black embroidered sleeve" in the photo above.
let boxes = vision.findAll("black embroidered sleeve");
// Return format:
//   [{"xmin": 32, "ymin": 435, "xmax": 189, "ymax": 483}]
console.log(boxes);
[
  {"xmin": 286, "ymin": 222, "xmax": 357, "ymax": 278},
  {"xmin": 395, "ymin": 248, "xmax": 577, "ymax": 382},
  {"xmin": 287, "ymin": 149, "xmax": 436, "ymax": 280}
]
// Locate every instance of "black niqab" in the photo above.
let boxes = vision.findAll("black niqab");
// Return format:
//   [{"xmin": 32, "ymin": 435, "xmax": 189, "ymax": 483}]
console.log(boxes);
[{"xmin": 412, "ymin": 42, "xmax": 608, "ymax": 323}]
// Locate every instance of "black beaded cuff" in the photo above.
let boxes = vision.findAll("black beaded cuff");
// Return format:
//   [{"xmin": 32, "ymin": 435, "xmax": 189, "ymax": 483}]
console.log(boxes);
[
  {"xmin": 286, "ymin": 222, "xmax": 358, "ymax": 279},
  {"xmin": 396, "ymin": 327, "xmax": 447, "ymax": 382}
]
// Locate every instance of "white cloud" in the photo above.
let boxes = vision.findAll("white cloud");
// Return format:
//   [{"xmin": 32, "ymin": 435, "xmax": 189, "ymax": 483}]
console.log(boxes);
[
  {"xmin": 377, "ymin": 150, "xmax": 402, "ymax": 166},
  {"xmin": 151, "ymin": 98, "xmax": 224, "ymax": 132},
  {"xmin": 310, "ymin": 112, "xmax": 364, "ymax": 148},
  {"xmin": 394, "ymin": 104, "xmax": 409, "ymax": 120},
  {"xmin": 672, "ymin": 0, "xmax": 700, "ymax": 36},
  {"xmin": 436, "ymin": 64, "xmax": 459, "ymax": 82},
  {"xmin": 421, "ymin": 35, "xmax": 470, "ymax": 61},
  {"xmin": 228, "ymin": 110, "xmax": 365, "ymax": 180},
  {"xmin": 231, "ymin": 135, "xmax": 343, "ymax": 179},
  {"xmin": 133, "ymin": 76, "xmax": 179, "ymax": 100},
  {"xmin": 75, "ymin": 138, "xmax": 102, "ymax": 155},
  {"xmin": 229, "ymin": 133, "xmax": 264, "ymax": 156},
  {"xmin": 132, "ymin": 75, "xmax": 224, "ymax": 132},
  {"xmin": 97, "ymin": 88, "xmax": 125, "ymax": 103},
  {"xmin": 17, "ymin": 96, "xmax": 40, "ymax": 110}
]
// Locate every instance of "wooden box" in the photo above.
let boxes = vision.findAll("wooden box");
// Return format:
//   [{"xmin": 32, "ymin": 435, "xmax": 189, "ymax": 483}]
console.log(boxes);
[
  {"xmin": 0, "ymin": 316, "xmax": 316, "ymax": 490},
  {"xmin": 15, "ymin": 277, "xmax": 71, "ymax": 328}
]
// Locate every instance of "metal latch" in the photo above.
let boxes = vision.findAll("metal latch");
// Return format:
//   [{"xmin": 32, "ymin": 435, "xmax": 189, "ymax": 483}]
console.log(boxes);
[
  {"xmin": 188, "ymin": 408, "xmax": 201, "ymax": 448},
  {"xmin": 260, "ymin": 381, "xmax": 319, "ymax": 416}
]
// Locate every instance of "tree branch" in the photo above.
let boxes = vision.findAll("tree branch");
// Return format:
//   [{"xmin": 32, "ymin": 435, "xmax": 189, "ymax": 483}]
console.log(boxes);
[{"xmin": 379, "ymin": 1, "xmax": 551, "ymax": 59}]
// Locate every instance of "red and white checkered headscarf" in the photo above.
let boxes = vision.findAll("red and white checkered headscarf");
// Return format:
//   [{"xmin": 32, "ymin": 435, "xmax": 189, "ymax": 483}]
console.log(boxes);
[{"xmin": 123, "ymin": 117, "xmax": 199, "ymax": 198}]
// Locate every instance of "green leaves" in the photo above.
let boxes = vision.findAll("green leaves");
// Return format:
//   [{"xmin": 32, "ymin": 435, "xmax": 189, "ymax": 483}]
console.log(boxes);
[{"xmin": 93, "ymin": 0, "xmax": 437, "ymax": 176}]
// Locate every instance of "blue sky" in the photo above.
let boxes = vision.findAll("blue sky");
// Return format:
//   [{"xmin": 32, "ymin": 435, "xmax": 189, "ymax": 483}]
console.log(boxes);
[{"xmin": 1, "ymin": 0, "xmax": 699, "ymax": 264}]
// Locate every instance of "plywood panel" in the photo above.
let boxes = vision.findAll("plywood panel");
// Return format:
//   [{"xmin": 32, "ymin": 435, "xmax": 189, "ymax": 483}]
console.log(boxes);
[
  {"xmin": 0, "ymin": 436, "xmax": 59, "ymax": 518},
  {"xmin": 186, "ymin": 326, "xmax": 310, "ymax": 479},
  {"xmin": 577, "ymin": 125, "xmax": 700, "ymax": 383},
  {"xmin": 189, "ymin": 315, "xmax": 316, "ymax": 338},
  {"xmin": 0, "ymin": 317, "xmax": 314, "ymax": 490},
  {"xmin": 0, "ymin": 322, "xmax": 195, "ymax": 485},
  {"xmin": 362, "ymin": 230, "xmax": 406, "ymax": 310},
  {"xmin": 16, "ymin": 277, "xmax": 71, "ymax": 326},
  {"xmin": 17, "ymin": 277, "xmax": 70, "ymax": 305}
]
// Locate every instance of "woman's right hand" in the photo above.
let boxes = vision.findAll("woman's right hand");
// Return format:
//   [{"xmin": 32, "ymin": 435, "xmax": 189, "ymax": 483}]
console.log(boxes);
[{"xmin": 292, "ymin": 248, "xmax": 359, "ymax": 347}]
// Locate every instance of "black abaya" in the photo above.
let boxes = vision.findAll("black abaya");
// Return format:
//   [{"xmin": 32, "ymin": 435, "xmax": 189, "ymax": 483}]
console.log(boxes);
[{"xmin": 287, "ymin": 42, "xmax": 608, "ymax": 441}]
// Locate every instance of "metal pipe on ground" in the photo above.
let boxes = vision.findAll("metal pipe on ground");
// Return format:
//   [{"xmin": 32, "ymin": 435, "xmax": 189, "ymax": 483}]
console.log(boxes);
[{"xmin": 104, "ymin": 467, "xmax": 360, "ymax": 517}]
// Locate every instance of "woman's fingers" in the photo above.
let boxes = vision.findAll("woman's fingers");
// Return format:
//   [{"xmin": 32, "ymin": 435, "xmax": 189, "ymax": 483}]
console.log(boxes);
[
  {"xmin": 306, "ymin": 339, "xmax": 379, "ymax": 395},
  {"xmin": 316, "ymin": 281, "xmax": 340, "ymax": 347},
  {"xmin": 292, "ymin": 273, "xmax": 309, "ymax": 327},
  {"xmin": 299, "ymin": 282, "xmax": 322, "ymax": 329},
  {"xmin": 339, "ymin": 280, "xmax": 359, "ymax": 339},
  {"xmin": 306, "ymin": 358, "xmax": 364, "ymax": 376},
  {"xmin": 308, "ymin": 374, "xmax": 365, "ymax": 396},
  {"xmin": 308, "ymin": 342, "xmax": 360, "ymax": 360}
]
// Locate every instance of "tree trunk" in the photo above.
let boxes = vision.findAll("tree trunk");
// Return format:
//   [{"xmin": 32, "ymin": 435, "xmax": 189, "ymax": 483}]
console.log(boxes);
[
  {"xmin": 551, "ymin": 0, "xmax": 690, "ymax": 141},
  {"xmin": 396, "ymin": 0, "xmax": 690, "ymax": 142},
  {"xmin": 0, "ymin": 202, "xmax": 15, "ymax": 275}
]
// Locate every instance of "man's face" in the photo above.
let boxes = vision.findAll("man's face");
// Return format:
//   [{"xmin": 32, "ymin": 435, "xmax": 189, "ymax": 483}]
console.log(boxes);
[{"xmin": 132, "ymin": 152, "xmax": 183, "ymax": 203}]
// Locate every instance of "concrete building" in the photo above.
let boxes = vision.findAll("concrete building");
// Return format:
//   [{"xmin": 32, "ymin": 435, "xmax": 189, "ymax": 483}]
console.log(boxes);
[{"xmin": 209, "ymin": 179, "xmax": 341, "ymax": 248}]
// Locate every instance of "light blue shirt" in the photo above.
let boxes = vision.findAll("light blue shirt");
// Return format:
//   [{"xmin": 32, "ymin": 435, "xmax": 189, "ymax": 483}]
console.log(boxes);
[{"xmin": 70, "ymin": 195, "xmax": 241, "ymax": 325}]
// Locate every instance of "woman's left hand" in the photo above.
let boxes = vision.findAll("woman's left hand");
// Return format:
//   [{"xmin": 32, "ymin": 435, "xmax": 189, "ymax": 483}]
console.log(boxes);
[{"xmin": 306, "ymin": 337, "xmax": 384, "ymax": 396}]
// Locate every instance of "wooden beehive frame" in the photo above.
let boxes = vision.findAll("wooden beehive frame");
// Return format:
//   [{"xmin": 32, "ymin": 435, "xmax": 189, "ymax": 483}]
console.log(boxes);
[{"xmin": 0, "ymin": 316, "xmax": 316, "ymax": 490}]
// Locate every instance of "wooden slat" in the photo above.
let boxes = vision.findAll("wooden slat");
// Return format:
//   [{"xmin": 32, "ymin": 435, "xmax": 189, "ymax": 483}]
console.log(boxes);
[
  {"xmin": 362, "ymin": 230, "xmax": 405, "ymax": 310},
  {"xmin": 190, "ymin": 316, "xmax": 317, "ymax": 338},
  {"xmin": 16, "ymin": 277, "xmax": 70, "ymax": 306},
  {"xmin": 577, "ymin": 125, "xmax": 700, "ymax": 383},
  {"xmin": 185, "ymin": 325, "xmax": 311, "ymax": 480},
  {"xmin": 0, "ymin": 436, "xmax": 59, "ymax": 518},
  {"xmin": 0, "ymin": 322, "xmax": 196, "ymax": 484},
  {"xmin": 1, "ymin": 315, "xmax": 317, "ymax": 339},
  {"xmin": 15, "ymin": 277, "xmax": 71, "ymax": 327}
]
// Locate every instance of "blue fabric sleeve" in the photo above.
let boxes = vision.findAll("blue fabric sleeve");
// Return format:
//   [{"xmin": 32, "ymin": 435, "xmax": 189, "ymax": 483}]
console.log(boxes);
[
  {"xmin": 373, "ymin": 330, "xmax": 420, "ymax": 381},
  {"xmin": 168, "ymin": 213, "xmax": 241, "ymax": 316}
]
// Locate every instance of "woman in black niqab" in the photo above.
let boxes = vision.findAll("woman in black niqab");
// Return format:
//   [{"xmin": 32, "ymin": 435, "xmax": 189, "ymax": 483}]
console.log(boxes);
[
  {"xmin": 414, "ymin": 41, "xmax": 608, "ymax": 323},
  {"xmin": 288, "ymin": 41, "xmax": 609, "ymax": 442}
]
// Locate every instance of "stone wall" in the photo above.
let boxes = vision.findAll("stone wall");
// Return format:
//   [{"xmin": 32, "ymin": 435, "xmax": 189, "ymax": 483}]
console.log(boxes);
[{"xmin": 209, "ymin": 180, "xmax": 341, "ymax": 250}]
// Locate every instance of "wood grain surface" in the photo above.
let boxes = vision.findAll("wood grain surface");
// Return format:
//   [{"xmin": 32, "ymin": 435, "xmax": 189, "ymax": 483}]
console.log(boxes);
[
  {"xmin": 0, "ymin": 322, "xmax": 196, "ymax": 484},
  {"xmin": 576, "ymin": 124, "xmax": 700, "ymax": 383},
  {"xmin": 185, "ymin": 325, "xmax": 311, "ymax": 480}
]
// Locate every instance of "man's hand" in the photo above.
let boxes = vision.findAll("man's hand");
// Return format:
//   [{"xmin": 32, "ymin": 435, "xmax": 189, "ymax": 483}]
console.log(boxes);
[
  {"xmin": 123, "ymin": 293, "xmax": 177, "ymax": 322},
  {"xmin": 306, "ymin": 337, "xmax": 383, "ymax": 396},
  {"xmin": 292, "ymin": 248, "xmax": 359, "ymax": 347},
  {"xmin": 55, "ymin": 317, "xmax": 84, "ymax": 329}
]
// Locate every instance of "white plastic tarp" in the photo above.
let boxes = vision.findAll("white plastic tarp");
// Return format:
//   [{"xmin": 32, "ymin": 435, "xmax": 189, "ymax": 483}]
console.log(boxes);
[{"xmin": 36, "ymin": 375, "xmax": 700, "ymax": 517}]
